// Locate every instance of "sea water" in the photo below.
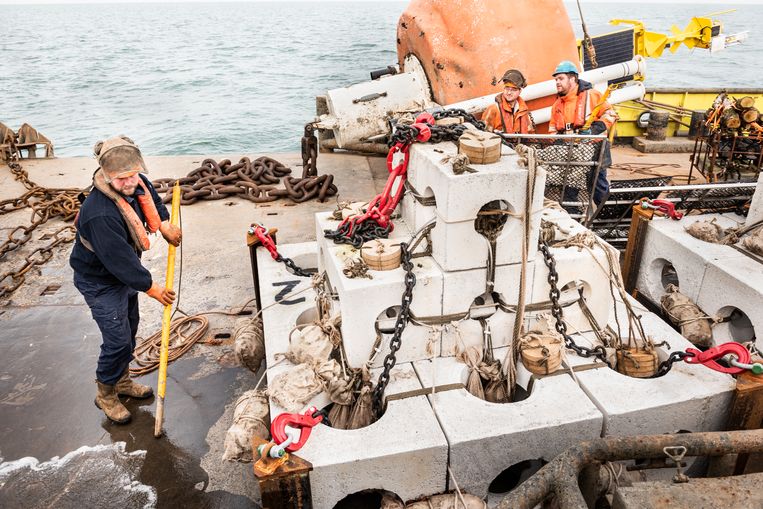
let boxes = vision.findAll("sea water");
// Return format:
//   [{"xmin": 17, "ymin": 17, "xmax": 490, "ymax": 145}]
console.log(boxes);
[{"xmin": 3, "ymin": 1, "xmax": 763, "ymax": 157}]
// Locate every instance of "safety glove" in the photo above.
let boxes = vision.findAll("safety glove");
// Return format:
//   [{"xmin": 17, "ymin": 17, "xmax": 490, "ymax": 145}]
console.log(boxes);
[
  {"xmin": 590, "ymin": 121, "xmax": 607, "ymax": 135},
  {"xmin": 146, "ymin": 282, "xmax": 176, "ymax": 306}
]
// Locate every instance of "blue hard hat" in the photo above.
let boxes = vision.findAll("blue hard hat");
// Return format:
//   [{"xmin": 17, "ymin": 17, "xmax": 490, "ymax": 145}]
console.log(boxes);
[{"xmin": 552, "ymin": 60, "xmax": 579, "ymax": 76}]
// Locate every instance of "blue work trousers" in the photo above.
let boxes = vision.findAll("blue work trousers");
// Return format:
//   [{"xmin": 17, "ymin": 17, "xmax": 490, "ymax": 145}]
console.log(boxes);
[{"xmin": 74, "ymin": 275, "xmax": 140, "ymax": 385}]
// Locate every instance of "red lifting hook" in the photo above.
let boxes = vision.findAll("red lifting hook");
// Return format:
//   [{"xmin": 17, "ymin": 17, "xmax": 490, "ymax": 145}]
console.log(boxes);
[
  {"xmin": 270, "ymin": 407, "xmax": 324, "ymax": 453},
  {"xmin": 642, "ymin": 199, "xmax": 683, "ymax": 220},
  {"xmin": 684, "ymin": 342, "xmax": 751, "ymax": 374}
]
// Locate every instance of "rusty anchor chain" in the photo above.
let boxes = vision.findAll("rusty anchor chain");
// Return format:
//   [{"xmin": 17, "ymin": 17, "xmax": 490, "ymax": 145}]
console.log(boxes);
[
  {"xmin": 1, "ymin": 156, "xmax": 82, "ymax": 299},
  {"xmin": 151, "ymin": 156, "xmax": 336, "ymax": 206},
  {"xmin": 301, "ymin": 123, "xmax": 318, "ymax": 178}
]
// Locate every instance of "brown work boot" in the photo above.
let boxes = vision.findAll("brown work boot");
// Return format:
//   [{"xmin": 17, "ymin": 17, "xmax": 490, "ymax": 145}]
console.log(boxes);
[
  {"xmin": 95, "ymin": 381, "xmax": 131, "ymax": 424},
  {"xmin": 115, "ymin": 368, "xmax": 154, "ymax": 399}
]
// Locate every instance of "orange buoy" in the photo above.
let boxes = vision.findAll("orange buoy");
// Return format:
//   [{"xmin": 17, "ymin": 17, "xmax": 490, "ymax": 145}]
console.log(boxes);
[{"xmin": 397, "ymin": 0, "xmax": 579, "ymax": 108}]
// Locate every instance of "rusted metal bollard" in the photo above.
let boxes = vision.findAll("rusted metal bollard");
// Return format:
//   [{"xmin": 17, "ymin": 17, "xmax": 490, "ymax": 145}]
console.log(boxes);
[{"xmin": 252, "ymin": 435, "xmax": 313, "ymax": 509}]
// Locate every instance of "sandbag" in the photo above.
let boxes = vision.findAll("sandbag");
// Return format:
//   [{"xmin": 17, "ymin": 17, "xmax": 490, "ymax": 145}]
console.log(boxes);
[
  {"xmin": 287, "ymin": 323, "xmax": 335, "ymax": 365},
  {"xmin": 315, "ymin": 359, "xmax": 354, "ymax": 405},
  {"xmin": 456, "ymin": 345, "xmax": 485, "ymax": 400},
  {"xmin": 660, "ymin": 284, "xmax": 712, "ymax": 348},
  {"xmin": 406, "ymin": 493, "xmax": 487, "ymax": 509},
  {"xmin": 347, "ymin": 368, "xmax": 374, "ymax": 429},
  {"xmin": 685, "ymin": 219, "xmax": 724, "ymax": 243},
  {"xmin": 234, "ymin": 317, "xmax": 265, "ymax": 373},
  {"xmin": 222, "ymin": 389, "xmax": 269, "ymax": 462},
  {"xmin": 742, "ymin": 228, "xmax": 763, "ymax": 256},
  {"xmin": 267, "ymin": 363, "xmax": 324, "ymax": 412},
  {"xmin": 479, "ymin": 360, "xmax": 509, "ymax": 404}
]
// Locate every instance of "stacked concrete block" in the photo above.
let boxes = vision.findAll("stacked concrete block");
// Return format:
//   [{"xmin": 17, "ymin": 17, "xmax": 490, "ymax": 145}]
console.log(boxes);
[
  {"xmin": 696, "ymin": 253, "xmax": 763, "ymax": 350},
  {"xmin": 405, "ymin": 142, "xmax": 547, "ymax": 271},
  {"xmin": 635, "ymin": 214, "xmax": 748, "ymax": 306},
  {"xmin": 316, "ymin": 213, "xmax": 444, "ymax": 368},
  {"xmin": 294, "ymin": 362, "xmax": 448, "ymax": 509},
  {"xmin": 563, "ymin": 296, "xmax": 736, "ymax": 437},
  {"xmin": 528, "ymin": 239, "xmax": 613, "ymax": 334},
  {"xmin": 745, "ymin": 172, "xmax": 763, "ymax": 227},
  {"xmin": 413, "ymin": 351, "xmax": 603, "ymax": 499}
]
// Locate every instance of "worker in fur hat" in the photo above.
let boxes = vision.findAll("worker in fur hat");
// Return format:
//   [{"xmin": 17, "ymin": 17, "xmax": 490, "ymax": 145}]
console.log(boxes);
[
  {"xmin": 482, "ymin": 69, "xmax": 535, "ymax": 134},
  {"xmin": 70, "ymin": 135, "xmax": 181, "ymax": 424}
]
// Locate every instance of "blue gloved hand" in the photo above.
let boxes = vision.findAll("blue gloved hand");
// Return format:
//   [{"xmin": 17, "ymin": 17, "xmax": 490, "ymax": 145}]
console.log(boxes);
[{"xmin": 578, "ymin": 129, "xmax": 591, "ymax": 135}]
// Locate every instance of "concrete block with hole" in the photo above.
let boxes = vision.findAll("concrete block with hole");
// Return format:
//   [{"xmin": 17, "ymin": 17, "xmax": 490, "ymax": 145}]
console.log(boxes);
[
  {"xmin": 400, "ymin": 190, "xmax": 436, "ymax": 235},
  {"xmin": 696, "ymin": 254, "xmax": 763, "ymax": 351},
  {"xmin": 292, "ymin": 362, "xmax": 447, "ymax": 509},
  {"xmin": 413, "ymin": 351, "xmax": 603, "ymax": 499},
  {"xmin": 256, "ymin": 242, "xmax": 322, "ymax": 365},
  {"xmin": 529, "ymin": 241, "xmax": 613, "ymax": 335},
  {"xmin": 406, "ymin": 142, "xmax": 545, "ymax": 221},
  {"xmin": 563, "ymin": 297, "xmax": 736, "ymax": 437},
  {"xmin": 635, "ymin": 214, "xmax": 747, "ymax": 306},
  {"xmin": 438, "ymin": 262, "xmax": 534, "ymax": 354},
  {"xmin": 316, "ymin": 214, "xmax": 444, "ymax": 368}
]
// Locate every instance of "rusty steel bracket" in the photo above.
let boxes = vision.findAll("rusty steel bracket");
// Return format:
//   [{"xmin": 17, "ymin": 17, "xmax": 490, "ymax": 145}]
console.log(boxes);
[
  {"xmin": 252, "ymin": 435, "xmax": 313, "ymax": 509},
  {"xmin": 496, "ymin": 429, "xmax": 763, "ymax": 509},
  {"xmin": 247, "ymin": 225, "xmax": 278, "ymax": 313}
]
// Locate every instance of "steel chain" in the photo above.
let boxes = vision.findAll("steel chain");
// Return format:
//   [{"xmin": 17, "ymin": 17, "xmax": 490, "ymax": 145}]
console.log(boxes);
[
  {"xmin": 372, "ymin": 242, "xmax": 415, "ymax": 416},
  {"xmin": 151, "ymin": 156, "xmax": 336, "ymax": 206},
  {"xmin": 653, "ymin": 351, "xmax": 693, "ymax": 378},
  {"xmin": 301, "ymin": 123, "xmax": 318, "ymax": 178},
  {"xmin": 0, "ymin": 225, "xmax": 76, "ymax": 299},
  {"xmin": 539, "ymin": 241, "xmax": 611, "ymax": 366},
  {"xmin": 275, "ymin": 254, "xmax": 314, "ymax": 278},
  {"xmin": 324, "ymin": 221, "xmax": 392, "ymax": 249}
]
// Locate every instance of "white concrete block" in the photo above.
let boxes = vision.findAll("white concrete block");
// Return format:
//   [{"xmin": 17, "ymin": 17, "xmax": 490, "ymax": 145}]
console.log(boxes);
[
  {"xmin": 696, "ymin": 254, "xmax": 763, "ymax": 351},
  {"xmin": 400, "ymin": 187, "xmax": 436, "ymax": 234},
  {"xmin": 438, "ymin": 263, "xmax": 534, "ymax": 355},
  {"xmin": 529, "ymin": 241, "xmax": 613, "ymax": 335},
  {"xmin": 295, "ymin": 362, "xmax": 448, "ymax": 509},
  {"xmin": 406, "ymin": 143, "xmax": 540, "ymax": 224},
  {"xmin": 413, "ymin": 351, "xmax": 603, "ymax": 499},
  {"xmin": 636, "ymin": 214, "xmax": 748, "ymax": 306},
  {"xmin": 320, "ymin": 233, "xmax": 443, "ymax": 368},
  {"xmin": 745, "ymin": 172, "xmax": 763, "ymax": 228},
  {"xmin": 567, "ymin": 297, "xmax": 736, "ymax": 437}
]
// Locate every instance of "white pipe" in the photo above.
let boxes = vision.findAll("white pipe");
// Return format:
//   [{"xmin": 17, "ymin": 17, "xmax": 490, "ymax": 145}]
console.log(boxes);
[
  {"xmin": 530, "ymin": 81, "xmax": 646, "ymax": 124},
  {"xmin": 446, "ymin": 56, "xmax": 647, "ymax": 114}
]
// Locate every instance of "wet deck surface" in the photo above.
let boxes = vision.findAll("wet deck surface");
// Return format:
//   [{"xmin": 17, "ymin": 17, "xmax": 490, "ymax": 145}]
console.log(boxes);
[{"xmin": 0, "ymin": 146, "xmax": 691, "ymax": 507}]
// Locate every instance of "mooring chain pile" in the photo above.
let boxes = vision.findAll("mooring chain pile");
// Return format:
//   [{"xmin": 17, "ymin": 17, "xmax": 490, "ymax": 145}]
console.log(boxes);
[
  {"xmin": 1, "ymin": 157, "xmax": 81, "ymax": 299},
  {"xmin": 325, "ymin": 109, "xmax": 485, "ymax": 248},
  {"xmin": 151, "ymin": 156, "xmax": 336, "ymax": 206}
]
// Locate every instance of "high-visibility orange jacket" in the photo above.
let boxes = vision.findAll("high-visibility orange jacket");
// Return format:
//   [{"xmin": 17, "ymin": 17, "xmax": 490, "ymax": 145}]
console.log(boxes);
[
  {"xmin": 482, "ymin": 95, "xmax": 535, "ymax": 134},
  {"xmin": 548, "ymin": 80, "xmax": 616, "ymax": 134}
]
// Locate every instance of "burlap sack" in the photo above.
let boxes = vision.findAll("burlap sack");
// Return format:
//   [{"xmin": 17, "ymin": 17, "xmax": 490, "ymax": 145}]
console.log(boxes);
[
  {"xmin": 742, "ymin": 228, "xmax": 763, "ymax": 256},
  {"xmin": 234, "ymin": 317, "xmax": 265, "ymax": 373},
  {"xmin": 456, "ymin": 345, "xmax": 485, "ymax": 400},
  {"xmin": 222, "ymin": 389, "xmax": 269, "ymax": 462},
  {"xmin": 685, "ymin": 219, "xmax": 724, "ymax": 243},
  {"xmin": 267, "ymin": 363, "xmax": 324, "ymax": 412},
  {"xmin": 315, "ymin": 359, "xmax": 354, "ymax": 405},
  {"xmin": 660, "ymin": 284, "xmax": 712, "ymax": 348},
  {"xmin": 287, "ymin": 324, "xmax": 334, "ymax": 365},
  {"xmin": 406, "ymin": 493, "xmax": 486, "ymax": 509}
]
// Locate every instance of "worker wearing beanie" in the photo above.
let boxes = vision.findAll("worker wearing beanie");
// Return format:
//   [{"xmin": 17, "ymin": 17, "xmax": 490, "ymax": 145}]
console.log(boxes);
[
  {"xmin": 482, "ymin": 69, "xmax": 536, "ymax": 134},
  {"xmin": 70, "ymin": 136, "xmax": 181, "ymax": 424}
]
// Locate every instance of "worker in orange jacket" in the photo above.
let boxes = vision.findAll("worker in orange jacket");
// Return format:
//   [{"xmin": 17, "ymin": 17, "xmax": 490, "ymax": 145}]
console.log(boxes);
[
  {"xmin": 549, "ymin": 60, "xmax": 617, "ymax": 204},
  {"xmin": 482, "ymin": 69, "xmax": 535, "ymax": 135}
]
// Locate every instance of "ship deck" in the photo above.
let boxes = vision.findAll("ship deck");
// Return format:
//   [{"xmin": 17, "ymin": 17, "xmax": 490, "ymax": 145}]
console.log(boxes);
[{"xmin": 0, "ymin": 145, "xmax": 694, "ymax": 508}]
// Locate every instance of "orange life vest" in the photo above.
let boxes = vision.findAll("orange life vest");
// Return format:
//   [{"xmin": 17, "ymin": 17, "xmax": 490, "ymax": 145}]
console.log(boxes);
[
  {"xmin": 484, "ymin": 95, "xmax": 534, "ymax": 134},
  {"xmin": 550, "ymin": 88, "xmax": 595, "ymax": 133},
  {"xmin": 78, "ymin": 170, "xmax": 161, "ymax": 252}
]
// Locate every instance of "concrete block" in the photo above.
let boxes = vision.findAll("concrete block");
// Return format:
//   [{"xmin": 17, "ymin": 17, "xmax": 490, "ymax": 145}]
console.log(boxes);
[
  {"xmin": 413, "ymin": 351, "xmax": 603, "ymax": 499},
  {"xmin": 529, "ymin": 241, "xmax": 613, "ymax": 335},
  {"xmin": 295, "ymin": 362, "xmax": 448, "ymax": 509},
  {"xmin": 407, "ymin": 143, "xmax": 538, "ymax": 224},
  {"xmin": 400, "ymin": 186, "xmax": 436, "ymax": 234},
  {"xmin": 438, "ymin": 262, "xmax": 534, "ymax": 355},
  {"xmin": 635, "ymin": 214, "xmax": 747, "ymax": 306},
  {"xmin": 567, "ymin": 297, "xmax": 736, "ymax": 437},
  {"xmin": 746, "ymin": 172, "xmax": 763, "ymax": 228},
  {"xmin": 696, "ymin": 254, "xmax": 763, "ymax": 351},
  {"xmin": 319, "ymin": 227, "xmax": 443, "ymax": 368}
]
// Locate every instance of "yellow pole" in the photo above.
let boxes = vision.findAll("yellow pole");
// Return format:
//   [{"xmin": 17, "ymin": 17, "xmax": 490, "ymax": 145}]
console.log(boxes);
[{"xmin": 154, "ymin": 182, "xmax": 181, "ymax": 438}]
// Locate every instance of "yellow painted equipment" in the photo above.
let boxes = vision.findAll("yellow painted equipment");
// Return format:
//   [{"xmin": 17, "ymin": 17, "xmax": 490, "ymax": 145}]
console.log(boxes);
[{"xmin": 154, "ymin": 182, "xmax": 181, "ymax": 438}]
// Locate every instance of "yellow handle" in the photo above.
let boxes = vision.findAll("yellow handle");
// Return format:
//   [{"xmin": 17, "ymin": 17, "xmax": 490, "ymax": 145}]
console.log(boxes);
[{"xmin": 155, "ymin": 181, "xmax": 181, "ymax": 437}]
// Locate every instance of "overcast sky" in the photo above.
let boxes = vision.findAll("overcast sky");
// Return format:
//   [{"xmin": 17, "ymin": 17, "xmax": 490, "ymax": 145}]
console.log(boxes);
[{"xmin": 3, "ymin": 0, "xmax": 762, "ymax": 4}]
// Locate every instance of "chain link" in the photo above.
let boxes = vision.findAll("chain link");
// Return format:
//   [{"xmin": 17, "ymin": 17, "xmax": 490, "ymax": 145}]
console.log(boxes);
[
  {"xmin": 151, "ymin": 156, "xmax": 336, "ymax": 205},
  {"xmin": 372, "ymin": 242, "xmax": 415, "ymax": 416},
  {"xmin": 539, "ymin": 241, "xmax": 611, "ymax": 366},
  {"xmin": 301, "ymin": 123, "xmax": 318, "ymax": 178},
  {"xmin": 275, "ymin": 254, "xmax": 314, "ymax": 278}
]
